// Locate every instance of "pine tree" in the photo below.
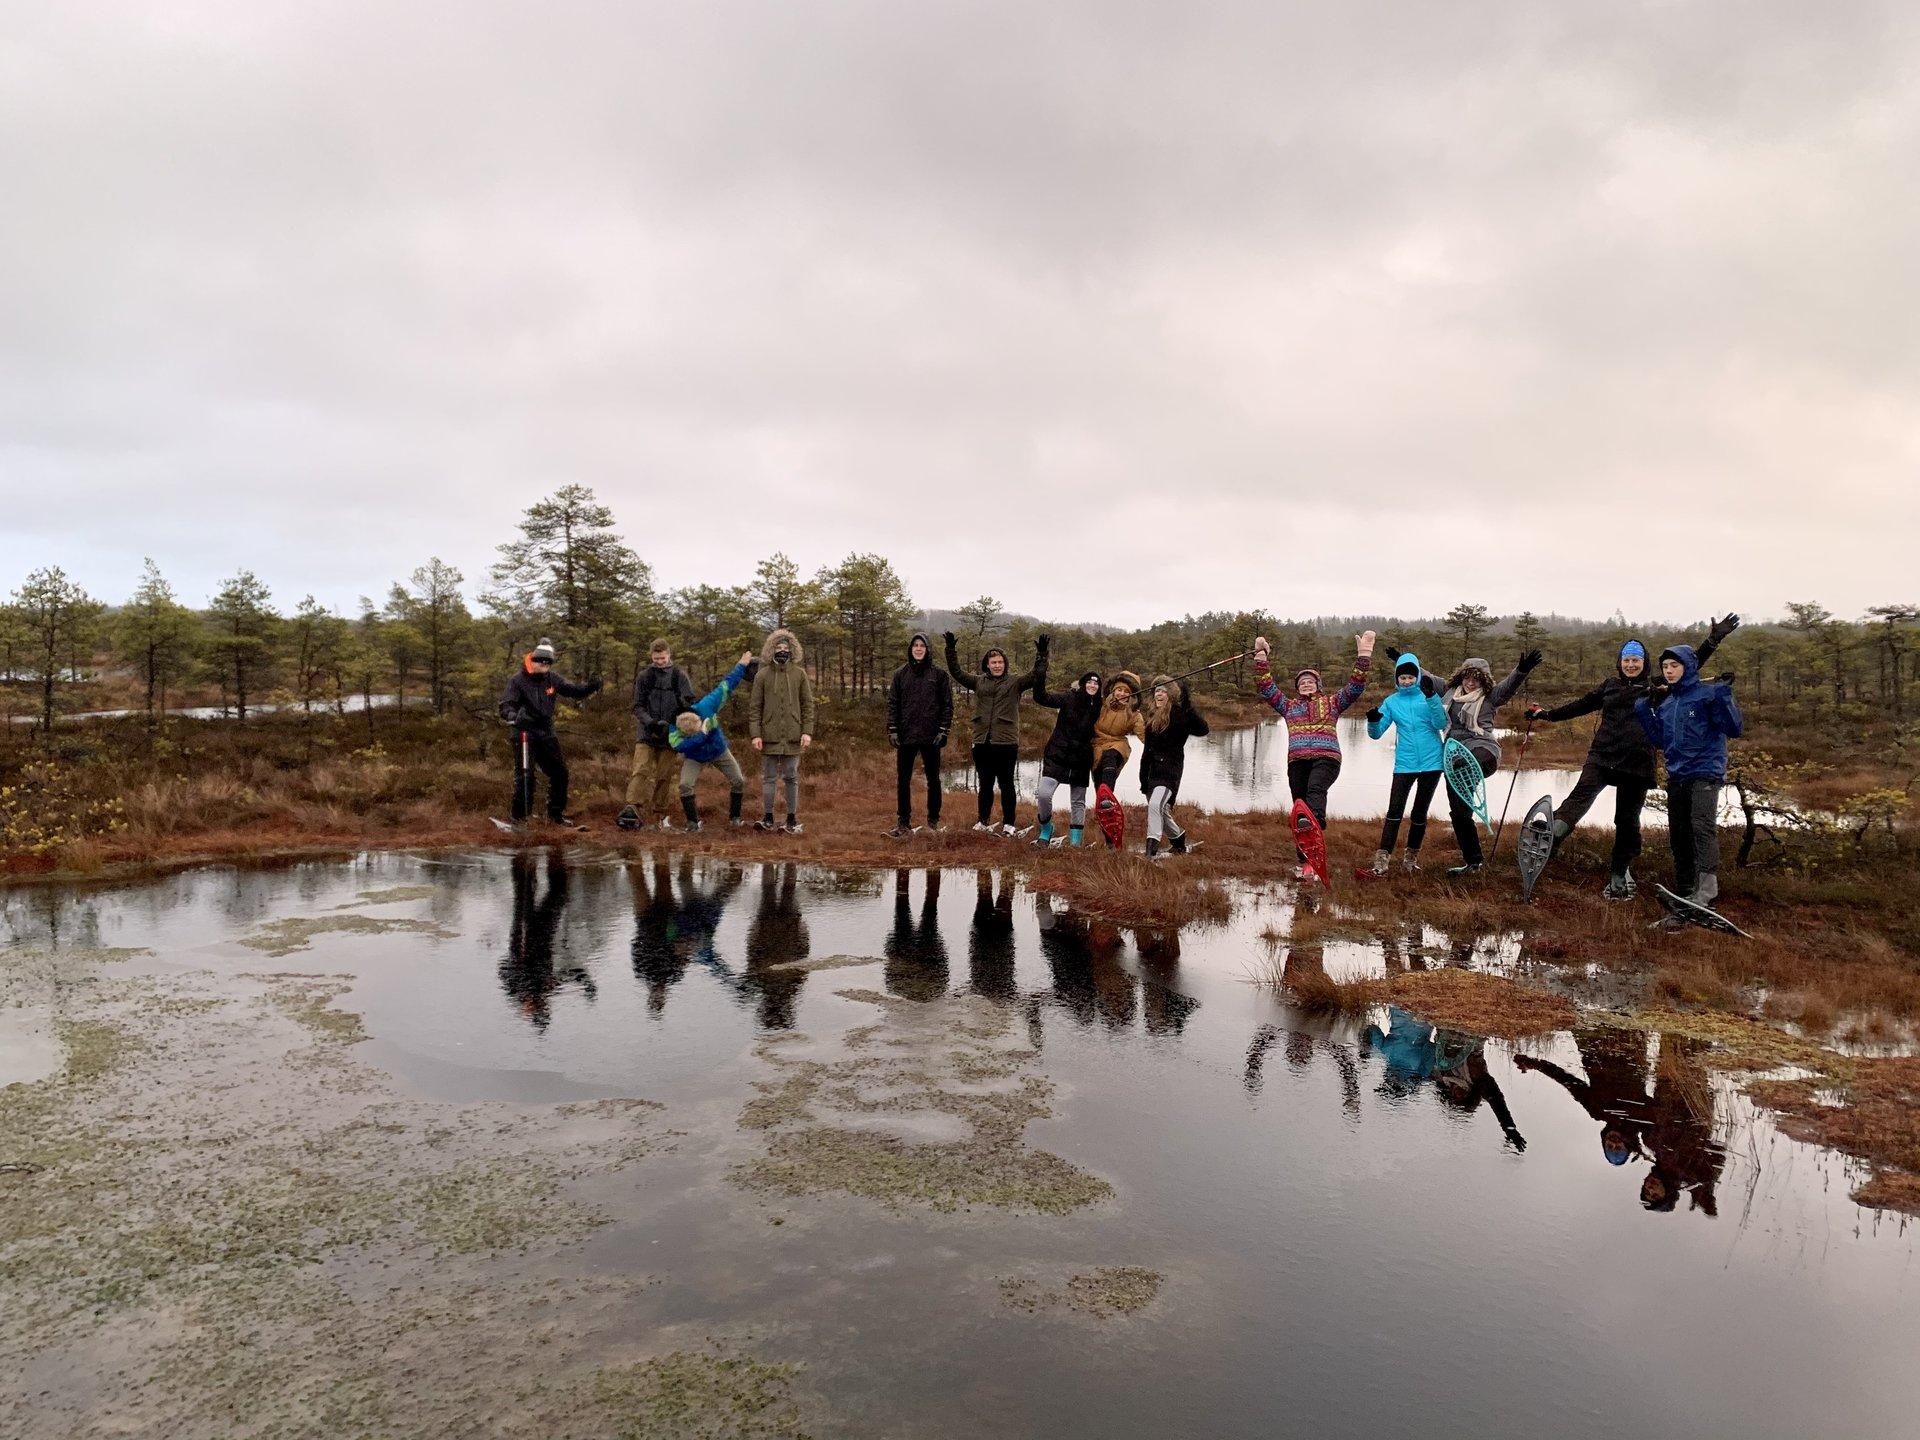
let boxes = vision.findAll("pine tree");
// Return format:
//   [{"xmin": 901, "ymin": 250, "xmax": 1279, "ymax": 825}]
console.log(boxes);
[
  {"xmin": 487, "ymin": 485, "xmax": 650, "ymax": 669},
  {"xmin": 205, "ymin": 570, "xmax": 280, "ymax": 721},
  {"xmin": 116, "ymin": 559, "xmax": 199, "ymax": 726},
  {"xmin": 1443, "ymin": 602, "xmax": 1492, "ymax": 654},
  {"xmin": 10, "ymin": 567, "xmax": 102, "ymax": 734}
]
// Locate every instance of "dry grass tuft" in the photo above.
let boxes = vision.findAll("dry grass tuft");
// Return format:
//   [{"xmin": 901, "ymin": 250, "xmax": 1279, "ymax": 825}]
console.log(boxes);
[{"xmin": 1278, "ymin": 964, "xmax": 1576, "ymax": 1040}]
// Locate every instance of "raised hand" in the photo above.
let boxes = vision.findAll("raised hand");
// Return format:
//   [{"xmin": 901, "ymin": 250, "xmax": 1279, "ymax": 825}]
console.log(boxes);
[
  {"xmin": 1419, "ymin": 674, "xmax": 1438, "ymax": 697},
  {"xmin": 1381, "ymin": 642, "xmax": 1402, "ymax": 663},
  {"xmin": 1357, "ymin": 630, "xmax": 1376, "ymax": 657},
  {"xmin": 740, "ymin": 650, "xmax": 754, "ymax": 666},
  {"xmin": 1517, "ymin": 648, "xmax": 1543, "ymax": 674}
]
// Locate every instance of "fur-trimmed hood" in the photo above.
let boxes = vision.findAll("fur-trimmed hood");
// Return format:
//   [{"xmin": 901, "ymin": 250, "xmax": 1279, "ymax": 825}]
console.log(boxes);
[
  {"xmin": 760, "ymin": 628, "xmax": 804, "ymax": 667},
  {"xmin": 1105, "ymin": 670, "xmax": 1142, "ymax": 704},
  {"xmin": 1446, "ymin": 658, "xmax": 1495, "ymax": 695}
]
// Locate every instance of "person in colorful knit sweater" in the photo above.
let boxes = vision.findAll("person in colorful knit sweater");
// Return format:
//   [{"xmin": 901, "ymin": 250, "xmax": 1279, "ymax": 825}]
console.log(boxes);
[
  {"xmin": 667, "ymin": 651, "xmax": 756, "ymax": 831},
  {"xmin": 1252, "ymin": 630, "xmax": 1375, "ymax": 879}
]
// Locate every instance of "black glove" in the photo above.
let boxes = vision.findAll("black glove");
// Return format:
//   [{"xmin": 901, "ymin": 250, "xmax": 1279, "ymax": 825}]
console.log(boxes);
[
  {"xmin": 1517, "ymin": 648, "xmax": 1543, "ymax": 675},
  {"xmin": 1366, "ymin": 706, "xmax": 1383, "ymax": 724},
  {"xmin": 1713, "ymin": 671, "xmax": 1737, "ymax": 686},
  {"xmin": 1708, "ymin": 613, "xmax": 1742, "ymax": 647},
  {"xmin": 586, "ymin": 677, "xmax": 604, "ymax": 695},
  {"xmin": 942, "ymin": 631, "xmax": 956, "ymax": 648},
  {"xmin": 1646, "ymin": 683, "xmax": 1669, "ymax": 704},
  {"xmin": 1178, "ymin": 679, "xmax": 1191, "ymax": 705},
  {"xmin": 1419, "ymin": 674, "xmax": 1438, "ymax": 697},
  {"xmin": 499, "ymin": 704, "xmax": 522, "ymax": 727},
  {"xmin": 1381, "ymin": 643, "xmax": 1402, "ymax": 662},
  {"xmin": 646, "ymin": 720, "xmax": 669, "ymax": 745}
]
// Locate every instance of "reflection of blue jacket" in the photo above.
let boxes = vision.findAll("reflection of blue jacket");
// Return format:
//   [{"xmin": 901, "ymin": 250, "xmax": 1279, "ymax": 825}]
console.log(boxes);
[
  {"xmin": 1635, "ymin": 646, "xmax": 1743, "ymax": 783},
  {"xmin": 1366, "ymin": 653, "xmax": 1449, "ymax": 773},
  {"xmin": 669, "ymin": 662, "xmax": 749, "ymax": 764},
  {"xmin": 1366, "ymin": 1007, "xmax": 1439, "ymax": 1084}
]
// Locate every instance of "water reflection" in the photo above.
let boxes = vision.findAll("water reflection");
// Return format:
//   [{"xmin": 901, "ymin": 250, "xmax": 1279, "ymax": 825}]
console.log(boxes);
[
  {"xmin": 968, "ymin": 869, "xmax": 1018, "ymax": 1004},
  {"xmin": 498, "ymin": 852, "xmax": 594, "ymax": 1030},
  {"xmin": 1364, "ymin": 1006, "xmax": 1526, "ymax": 1151},
  {"xmin": 628, "ymin": 854, "xmax": 743, "ymax": 1016},
  {"xmin": 742, "ymin": 863, "xmax": 810, "ymax": 1030},
  {"xmin": 1513, "ymin": 1029, "xmax": 1724, "ymax": 1216},
  {"xmin": 884, "ymin": 868, "xmax": 950, "ymax": 1002}
]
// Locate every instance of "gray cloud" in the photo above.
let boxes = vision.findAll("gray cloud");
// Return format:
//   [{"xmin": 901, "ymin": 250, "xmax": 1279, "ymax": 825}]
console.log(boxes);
[{"xmin": 2, "ymin": 1, "xmax": 1914, "ymax": 625}]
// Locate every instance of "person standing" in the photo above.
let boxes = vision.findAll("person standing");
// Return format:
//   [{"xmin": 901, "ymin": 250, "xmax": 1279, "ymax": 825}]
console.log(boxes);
[
  {"xmin": 1139, "ymin": 675, "xmax": 1209, "ymax": 858},
  {"xmin": 749, "ymin": 627, "xmax": 815, "ymax": 834},
  {"xmin": 1032, "ymin": 662, "xmax": 1101, "ymax": 847},
  {"xmin": 887, "ymin": 632, "xmax": 954, "ymax": 837},
  {"xmin": 620, "ymin": 639, "xmax": 696, "ymax": 830},
  {"xmin": 1636, "ymin": 644, "xmax": 1744, "ymax": 919},
  {"xmin": 1090, "ymin": 671, "xmax": 1145, "ymax": 849},
  {"xmin": 1252, "ymin": 630, "xmax": 1374, "ymax": 878},
  {"xmin": 945, "ymin": 631, "xmax": 1043, "ymax": 835},
  {"xmin": 497, "ymin": 637, "xmax": 602, "ymax": 828},
  {"xmin": 1364, "ymin": 654, "xmax": 1448, "ymax": 874}
]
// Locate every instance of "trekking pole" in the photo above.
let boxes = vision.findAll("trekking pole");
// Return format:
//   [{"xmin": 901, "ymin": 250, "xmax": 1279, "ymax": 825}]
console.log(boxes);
[
  {"xmin": 519, "ymin": 729, "xmax": 531, "ymax": 823},
  {"xmin": 1487, "ymin": 695, "xmax": 1534, "ymax": 863},
  {"xmin": 1169, "ymin": 652, "xmax": 1249, "ymax": 685}
]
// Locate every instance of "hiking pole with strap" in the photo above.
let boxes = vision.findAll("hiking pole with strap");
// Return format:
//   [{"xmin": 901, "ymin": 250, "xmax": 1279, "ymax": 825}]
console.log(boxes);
[
  {"xmin": 519, "ymin": 729, "xmax": 532, "ymax": 822},
  {"xmin": 1487, "ymin": 693, "xmax": 1534, "ymax": 863},
  {"xmin": 1169, "ymin": 652, "xmax": 1249, "ymax": 685}
]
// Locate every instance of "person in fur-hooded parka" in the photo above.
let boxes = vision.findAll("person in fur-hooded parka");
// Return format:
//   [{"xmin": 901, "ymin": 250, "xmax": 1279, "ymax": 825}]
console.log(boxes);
[
  {"xmin": 750, "ymin": 628, "xmax": 815, "ymax": 831},
  {"xmin": 1091, "ymin": 669, "xmax": 1145, "ymax": 847}
]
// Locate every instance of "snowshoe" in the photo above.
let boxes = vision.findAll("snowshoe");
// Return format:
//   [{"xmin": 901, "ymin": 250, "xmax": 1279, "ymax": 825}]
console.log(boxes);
[
  {"xmin": 1653, "ymin": 885, "xmax": 1750, "ymax": 938},
  {"xmin": 1002, "ymin": 824, "xmax": 1032, "ymax": 839},
  {"xmin": 1446, "ymin": 862, "xmax": 1484, "ymax": 878},
  {"xmin": 489, "ymin": 817, "xmax": 524, "ymax": 833},
  {"xmin": 616, "ymin": 806, "xmax": 641, "ymax": 831},
  {"xmin": 1095, "ymin": 785, "xmax": 1126, "ymax": 850},
  {"xmin": 1290, "ymin": 800, "xmax": 1331, "ymax": 889},
  {"xmin": 784, "ymin": 821, "xmax": 804, "ymax": 835},
  {"xmin": 1603, "ymin": 871, "xmax": 1637, "ymax": 901},
  {"xmin": 755, "ymin": 817, "xmax": 778, "ymax": 833},
  {"xmin": 1516, "ymin": 796, "xmax": 1556, "ymax": 902},
  {"xmin": 547, "ymin": 815, "xmax": 588, "ymax": 830},
  {"xmin": 1443, "ymin": 739, "xmax": 1490, "ymax": 829}
]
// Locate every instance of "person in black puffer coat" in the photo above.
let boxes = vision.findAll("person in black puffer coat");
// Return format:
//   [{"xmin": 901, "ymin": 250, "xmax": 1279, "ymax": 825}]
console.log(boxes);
[
  {"xmin": 1139, "ymin": 675, "xmax": 1209, "ymax": 858},
  {"xmin": 497, "ymin": 638, "xmax": 602, "ymax": 825},
  {"xmin": 1526, "ymin": 614, "xmax": 1737, "ymax": 899},
  {"xmin": 1033, "ymin": 657, "xmax": 1101, "ymax": 847},
  {"xmin": 886, "ymin": 632, "xmax": 954, "ymax": 835}
]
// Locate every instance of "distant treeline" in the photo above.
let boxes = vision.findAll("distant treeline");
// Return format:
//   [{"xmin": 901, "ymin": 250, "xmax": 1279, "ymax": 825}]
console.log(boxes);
[{"xmin": 3, "ymin": 484, "xmax": 1917, "ymax": 732}]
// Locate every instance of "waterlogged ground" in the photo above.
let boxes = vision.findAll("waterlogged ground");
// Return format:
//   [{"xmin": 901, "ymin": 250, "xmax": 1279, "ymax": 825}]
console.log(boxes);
[{"xmin": 3, "ymin": 852, "xmax": 1914, "ymax": 1438}]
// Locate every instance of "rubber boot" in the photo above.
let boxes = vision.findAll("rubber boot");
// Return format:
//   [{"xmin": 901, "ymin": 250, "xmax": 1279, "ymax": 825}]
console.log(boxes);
[
  {"xmin": 1069, "ymin": 826, "xmax": 1083, "ymax": 847},
  {"xmin": 1037, "ymin": 822, "xmax": 1053, "ymax": 844},
  {"xmin": 1145, "ymin": 837, "xmax": 1161, "ymax": 859},
  {"xmin": 728, "ymin": 790, "xmax": 744, "ymax": 827},
  {"xmin": 1170, "ymin": 832, "xmax": 1188, "ymax": 855},
  {"xmin": 681, "ymin": 794, "xmax": 701, "ymax": 832}
]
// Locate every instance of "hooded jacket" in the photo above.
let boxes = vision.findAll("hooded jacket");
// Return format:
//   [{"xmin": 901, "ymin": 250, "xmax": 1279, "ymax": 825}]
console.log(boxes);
[
  {"xmin": 1252, "ymin": 650, "xmax": 1370, "ymax": 761},
  {"xmin": 1422, "ymin": 657, "xmax": 1527, "ymax": 770},
  {"xmin": 667, "ymin": 660, "xmax": 750, "ymax": 764},
  {"xmin": 633, "ymin": 661, "xmax": 697, "ymax": 747},
  {"xmin": 750, "ymin": 628, "xmax": 816, "ymax": 756},
  {"xmin": 887, "ymin": 633, "xmax": 954, "ymax": 747},
  {"xmin": 1538, "ymin": 630, "xmax": 1727, "ymax": 780},
  {"xmin": 1034, "ymin": 660, "xmax": 1101, "ymax": 783},
  {"xmin": 1092, "ymin": 670, "xmax": 1146, "ymax": 763},
  {"xmin": 945, "ymin": 635, "xmax": 1037, "ymax": 747},
  {"xmin": 1366, "ymin": 654, "xmax": 1449, "ymax": 773},
  {"xmin": 1139, "ymin": 677, "xmax": 1210, "ymax": 798},
  {"xmin": 500, "ymin": 655, "xmax": 597, "ymax": 735},
  {"xmin": 1635, "ymin": 645, "xmax": 1743, "ymax": 783}
]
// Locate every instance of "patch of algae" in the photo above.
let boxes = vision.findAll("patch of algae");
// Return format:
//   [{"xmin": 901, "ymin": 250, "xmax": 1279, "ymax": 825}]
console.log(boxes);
[
  {"xmin": 732, "ymin": 990, "xmax": 1111, "ymax": 1216},
  {"xmin": 594, "ymin": 1345, "xmax": 819, "ymax": 1439},
  {"xmin": 338, "ymin": 885, "xmax": 441, "ymax": 908},
  {"xmin": 1000, "ymin": 1265, "xmax": 1164, "ymax": 1319},
  {"xmin": 239, "ymin": 912, "xmax": 455, "ymax": 958}
]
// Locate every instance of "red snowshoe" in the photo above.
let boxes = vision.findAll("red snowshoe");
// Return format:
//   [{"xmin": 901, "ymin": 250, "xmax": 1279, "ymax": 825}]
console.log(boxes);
[
  {"xmin": 1095, "ymin": 784, "xmax": 1126, "ymax": 850},
  {"xmin": 1291, "ymin": 800, "xmax": 1331, "ymax": 888}
]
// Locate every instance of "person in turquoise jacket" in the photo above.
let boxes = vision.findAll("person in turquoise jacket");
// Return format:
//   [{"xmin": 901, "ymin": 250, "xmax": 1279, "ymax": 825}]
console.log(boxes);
[
  {"xmin": 1363, "ymin": 653, "xmax": 1448, "ymax": 875},
  {"xmin": 668, "ymin": 651, "xmax": 756, "ymax": 831}
]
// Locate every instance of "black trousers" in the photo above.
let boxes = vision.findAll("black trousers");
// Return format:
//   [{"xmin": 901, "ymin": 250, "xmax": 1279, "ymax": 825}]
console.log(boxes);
[
  {"xmin": 511, "ymin": 730, "xmax": 568, "ymax": 821},
  {"xmin": 1556, "ymin": 761, "xmax": 1650, "ymax": 874},
  {"xmin": 895, "ymin": 743, "xmax": 943, "ymax": 825},
  {"xmin": 1288, "ymin": 756, "xmax": 1341, "ymax": 827},
  {"xmin": 973, "ymin": 742, "xmax": 1018, "ymax": 825},
  {"xmin": 1093, "ymin": 749, "xmax": 1126, "ymax": 792},
  {"xmin": 1379, "ymin": 769, "xmax": 1441, "ymax": 854},
  {"xmin": 1666, "ymin": 777, "xmax": 1722, "ymax": 894}
]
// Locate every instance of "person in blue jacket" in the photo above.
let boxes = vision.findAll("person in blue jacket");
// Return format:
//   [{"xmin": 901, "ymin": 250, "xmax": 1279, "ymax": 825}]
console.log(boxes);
[
  {"xmin": 1635, "ymin": 644, "xmax": 1744, "ymax": 913},
  {"xmin": 667, "ymin": 650, "xmax": 756, "ymax": 831},
  {"xmin": 1364, "ymin": 653, "xmax": 1449, "ymax": 875}
]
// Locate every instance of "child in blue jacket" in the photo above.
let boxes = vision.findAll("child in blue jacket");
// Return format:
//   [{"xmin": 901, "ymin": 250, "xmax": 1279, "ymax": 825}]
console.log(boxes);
[
  {"xmin": 668, "ymin": 651, "xmax": 756, "ymax": 831},
  {"xmin": 1635, "ymin": 644, "xmax": 1743, "ymax": 911},
  {"xmin": 1364, "ymin": 653, "xmax": 1449, "ymax": 875}
]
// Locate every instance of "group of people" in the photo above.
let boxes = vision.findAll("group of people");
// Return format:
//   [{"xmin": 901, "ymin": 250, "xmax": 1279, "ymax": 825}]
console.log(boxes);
[{"xmin": 498, "ymin": 609, "xmax": 1746, "ymax": 919}]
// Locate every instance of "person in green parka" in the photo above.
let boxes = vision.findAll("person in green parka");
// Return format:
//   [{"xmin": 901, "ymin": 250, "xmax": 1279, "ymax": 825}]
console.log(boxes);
[{"xmin": 750, "ymin": 627, "xmax": 815, "ymax": 834}]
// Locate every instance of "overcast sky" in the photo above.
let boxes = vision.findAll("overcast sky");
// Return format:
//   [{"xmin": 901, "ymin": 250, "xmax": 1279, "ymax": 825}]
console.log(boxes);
[{"xmin": 3, "ymin": 2, "xmax": 1915, "ymax": 628}]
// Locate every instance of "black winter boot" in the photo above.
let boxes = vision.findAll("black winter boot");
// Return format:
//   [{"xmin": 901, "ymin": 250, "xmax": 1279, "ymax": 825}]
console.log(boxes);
[
  {"xmin": 681, "ymin": 795, "xmax": 701, "ymax": 832},
  {"xmin": 728, "ymin": 791, "xmax": 744, "ymax": 827}
]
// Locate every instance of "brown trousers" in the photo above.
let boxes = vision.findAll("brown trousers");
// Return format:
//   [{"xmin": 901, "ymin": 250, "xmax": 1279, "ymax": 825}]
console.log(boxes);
[{"xmin": 624, "ymin": 743, "xmax": 679, "ymax": 817}]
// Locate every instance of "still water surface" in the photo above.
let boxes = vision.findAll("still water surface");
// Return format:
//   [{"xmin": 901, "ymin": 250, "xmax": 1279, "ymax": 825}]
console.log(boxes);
[{"xmin": 5, "ymin": 852, "xmax": 1911, "ymax": 1437}]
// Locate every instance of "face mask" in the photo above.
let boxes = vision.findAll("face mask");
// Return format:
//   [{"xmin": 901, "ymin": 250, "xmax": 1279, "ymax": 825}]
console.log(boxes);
[{"xmin": 774, "ymin": 648, "xmax": 791, "ymax": 663}]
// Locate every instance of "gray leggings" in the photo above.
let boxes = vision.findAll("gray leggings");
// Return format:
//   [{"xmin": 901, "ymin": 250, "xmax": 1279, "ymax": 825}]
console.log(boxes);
[
  {"xmin": 1146, "ymin": 785, "xmax": 1185, "ymax": 842},
  {"xmin": 1036, "ymin": 775, "xmax": 1087, "ymax": 828},
  {"xmin": 761, "ymin": 754, "xmax": 800, "ymax": 817},
  {"xmin": 680, "ymin": 749, "xmax": 745, "ymax": 797}
]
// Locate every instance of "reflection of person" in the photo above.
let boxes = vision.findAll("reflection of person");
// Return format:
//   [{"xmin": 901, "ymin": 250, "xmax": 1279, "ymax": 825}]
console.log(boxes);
[
  {"xmin": 1035, "ymin": 898, "xmax": 1136, "ymax": 1031},
  {"xmin": 1514, "ymin": 1030, "xmax": 1723, "ymax": 1214},
  {"xmin": 1133, "ymin": 928, "xmax": 1197, "ymax": 1036},
  {"xmin": 968, "ymin": 869, "xmax": 1017, "ymax": 1003},
  {"xmin": 627, "ymin": 854, "xmax": 744, "ymax": 1015},
  {"xmin": 498, "ymin": 852, "xmax": 593, "ymax": 1029},
  {"xmin": 883, "ymin": 869, "xmax": 949, "ymax": 1002},
  {"xmin": 742, "ymin": 862, "xmax": 810, "ymax": 1030},
  {"xmin": 1363, "ymin": 1007, "xmax": 1525, "ymax": 1150}
]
